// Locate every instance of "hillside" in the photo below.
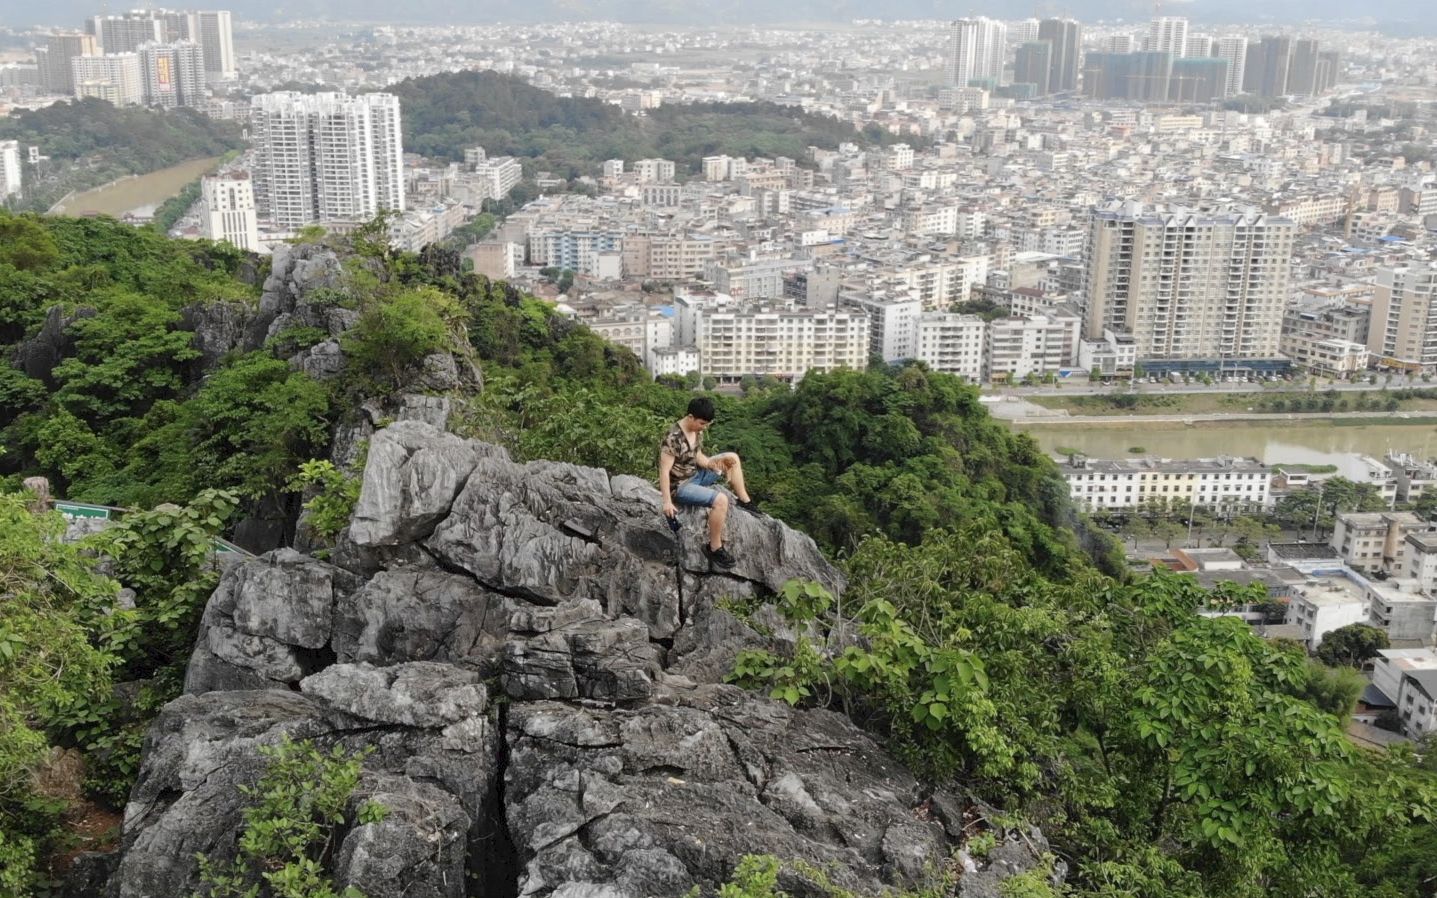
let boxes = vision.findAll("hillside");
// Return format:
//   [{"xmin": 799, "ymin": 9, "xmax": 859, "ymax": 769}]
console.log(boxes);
[
  {"xmin": 0, "ymin": 98, "xmax": 244, "ymax": 211},
  {"xmin": 388, "ymin": 70, "xmax": 909, "ymax": 178},
  {"xmin": 2, "ymin": 213, "xmax": 1437, "ymax": 898}
]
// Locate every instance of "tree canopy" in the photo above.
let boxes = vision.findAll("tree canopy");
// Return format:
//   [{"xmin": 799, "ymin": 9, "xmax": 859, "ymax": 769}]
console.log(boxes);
[{"xmin": 387, "ymin": 70, "xmax": 913, "ymax": 179}]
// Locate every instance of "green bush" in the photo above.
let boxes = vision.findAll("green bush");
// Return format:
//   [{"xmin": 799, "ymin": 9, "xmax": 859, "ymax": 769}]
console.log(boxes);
[{"xmin": 195, "ymin": 736, "xmax": 387, "ymax": 898}]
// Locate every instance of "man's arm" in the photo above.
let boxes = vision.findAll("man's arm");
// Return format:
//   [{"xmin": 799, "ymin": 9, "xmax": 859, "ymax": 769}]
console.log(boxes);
[
  {"xmin": 658, "ymin": 451, "xmax": 678, "ymax": 516},
  {"xmin": 694, "ymin": 449, "xmax": 715, "ymax": 471}
]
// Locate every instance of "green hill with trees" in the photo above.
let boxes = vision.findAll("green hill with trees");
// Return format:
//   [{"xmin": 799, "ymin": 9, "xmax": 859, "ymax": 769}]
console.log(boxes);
[
  {"xmin": 2, "ymin": 210, "xmax": 1437, "ymax": 897},
  {"xmin": 388, "ymin": 70, "xmax": 911, "ymax": 178},
  {"xmin": 0, "ymin": 98, "xmax": 244, "ymax": 212}
]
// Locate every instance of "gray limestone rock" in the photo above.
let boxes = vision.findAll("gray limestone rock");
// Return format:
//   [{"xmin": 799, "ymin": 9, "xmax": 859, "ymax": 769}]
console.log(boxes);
[
  {"xmin": 182, "ymin": 300, "xmax": 253, "ymax": 372},
  {"xmin": 184, "ymin": 549, "xmax": 358, "ymax": 694},
  {"xmin": 331, "ymin": 568, "xmax": 513, "ymax": 671},
  {"xmin": 300, "ymin": 661, "xmax": 488, "ymax": 728},
  {"xmin": 349, "ymin": 421, "xmax": 486, "ymax": 546},
  {"xmin": 101, "ymin": 420, "xmax": 1056, "ymax": 898},
  {"xmin": 503, "ymin": 601, "xmax": 660, "ymax": 703},
  {"xmin": 504, "ymin": 684, "xmax": 947, "ymax": 898}
]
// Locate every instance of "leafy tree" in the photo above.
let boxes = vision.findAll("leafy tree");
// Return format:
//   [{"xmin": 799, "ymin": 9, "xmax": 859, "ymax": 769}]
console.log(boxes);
[
  {"xmin": 1315, "ymin": 623, "xmax": 1390, "ymax": 668},
  {"xmin": 342, "ymin": 286, "xmax": 462, "ymax": 389},
  {"xmin": 0, "ymin": 493, "xmax": 117, "ymax": 895},
  {"xmin": 726, "ymin": 534, "xmax": 1437, "ymax": 898},
  {"xmin": 0, "ymin": 213, "xmax": 60, "ymax": 271}
]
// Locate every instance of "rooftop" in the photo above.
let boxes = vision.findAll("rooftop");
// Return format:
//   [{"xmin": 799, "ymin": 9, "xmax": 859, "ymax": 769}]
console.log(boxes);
[
  {"xmin": 1269, "ymin": 543, "xmax": 1342, "ymax": 561},
  {"xmin": 1058, "ymin": 456, "xmax": 1267, "ymax": 475}
]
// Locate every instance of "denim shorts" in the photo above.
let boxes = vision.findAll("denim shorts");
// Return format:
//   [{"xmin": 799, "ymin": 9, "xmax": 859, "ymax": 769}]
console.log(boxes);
[{"xmin": 673, "ymin": 455, "xmax": 732, "ymax": 507}]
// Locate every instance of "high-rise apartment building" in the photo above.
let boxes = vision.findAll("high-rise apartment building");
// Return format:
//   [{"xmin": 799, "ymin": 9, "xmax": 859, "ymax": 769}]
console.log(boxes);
[
  {"xmin": 1008, "ymin": 18, "xmax": 1039, "ymax": 44},
  {"xmin": 139, "ymin": 41, "xmax": 205, "ymax": 108},
  {"xmin": 34, "ymin": 31, "xmax": 98, "ymax": 94},
  {"xmin": 71, "ymin": 53, "xmax": 144, "ymax": 106},
  {"xmin": 1170, "ymin": 57, "xmax": 1229, "ymax": 102},
  {"xmin": 1288, "ymin": 38, "xmax": 1323, "ymax": 95},
  {"xmin": 1104, "ymin": 34, "xmax": 1135, "ymax": 54},
  {"xmin": 0, "ymin": 140, "xmax": 21, "ymax": 200},
  {"xmin": 1216, "ymin": 36, "xmax": 1249, "ymax": 98},
  {"xmin": 1184, "ymin": 34, "xmax": 1214, "ymax": 58},
  {"xmin": 1083, "ymin": 202, "xmax": 1296, "ymax": 362},
  {"xmin": 1145, "ymin": 17, "xmax": 1189, "ymax": 56},
  {"xmin": 1245, "ymin": 35, "xmax": 1293, "ymax": 97},
  {"xmin": 250, "ymin": 92, "xmax": 405, "ymax": 229},
  {"xmin": 946, "ymin": 18, "xmax": 1006, "ymax": 87},
  {"xmin": 1082, "ymin": 51, "xmax": 1174, "ymax": 103},
  {"xmin": 92, "ymin": 12, "xmax": 166, "ymax": 53},
  {"xmin": 200, "ymin": 173, "xmax": 259, "ymax": 250},
  {"xmin": 1014, "ymin": 42, "xmax": 1052, "ymax": 95},
  {"xmin": 91, "ymin": 10, "xmax": 235, "ymax": 81},
  {"xmin": 186, "ymin": 11, "xmax": 235, "ymax": 81},
  {"xmin": 1368, "ymin": 263, "xmax": 1437, "ymax": 373},
  {"xmin": 1037, "ymin": 18, "xmax": 1081, "ymax": 93}
]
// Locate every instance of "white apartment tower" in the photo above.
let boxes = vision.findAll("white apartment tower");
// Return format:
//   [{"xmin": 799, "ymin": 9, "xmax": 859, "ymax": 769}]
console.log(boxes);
[
  {"xmin": 1083, "ymin": 202, "xmax": 1296, "ymax": 362},
  {"xmin": 1146, "ymin": 17, "xmax": 1189, "ymax": 56},
  {"xmin": 915, "ymin": 312, "xmax": 986, "ymax": 381},
  {"xmin": 946, "ymin": 18, "xmax": 1007, "ymax": 87},
  {"xmin": 250, "ymin": 92, "xmax": 405, "ymax": 229},
  {"xmin": 0, "ymin": 140, "xmax": 21, "ymax": 200},
  {"xmin": 71, "ymin": 53, "xmax": 144, "ymax": 106},
  {"xmin": 1008, "ymin": 18, "xmax": 1040, "ymax": 44},
  {"xmin": 93, "ymin": 13, "xmax": 165, "ymax": 53},
  {"xmin": 201, "ymin": 173, "xmax": 259, "ymax": 250},
  {"xmin": 1368, "ymin": 263, "xmax": 1437, "ymax": 373},
  {"xmin": 1216, "ymin": 37, "xmax": 1249, "ymax": 98},
  {"xmin": 139, "ymin": 41, "xmax": 205, "ymax": 108}
]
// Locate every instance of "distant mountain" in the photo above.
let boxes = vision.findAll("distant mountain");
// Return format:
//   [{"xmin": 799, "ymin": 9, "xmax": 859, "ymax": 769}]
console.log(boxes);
[{"xmin": 3, "ymin": 0, "xmax": 1434, "ymax": 29}]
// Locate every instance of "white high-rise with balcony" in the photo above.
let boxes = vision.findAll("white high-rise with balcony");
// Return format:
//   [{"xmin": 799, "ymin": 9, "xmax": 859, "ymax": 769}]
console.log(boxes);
[
  {"xmin": 1083, "ymin": 202, "xmax": 1295, "ymax": 362},
  {"xmin": 1216, "ymin": 37, "xmax": 1249, "ymax": 98},
  {"xmin": 201, "ymin": 173, "xmax": 259, "ymax": 250},
  {"xmin": 1146, "ymin": 17, "xmax": 1189, "ymax": 56},
  {"xmin": 0, "ymin": 140, "xmax": 21, "ymax": 199},
  {"xmin": 250, "ymin": 91, "xmax": 405, "ymax": 229},
  {"xmin": 946, "ymin": 18, "xmax": 1007, "ymax": 87}
]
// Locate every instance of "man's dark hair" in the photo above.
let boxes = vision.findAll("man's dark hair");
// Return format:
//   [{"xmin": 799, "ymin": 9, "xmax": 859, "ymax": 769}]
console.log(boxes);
[{"xmin": 687, "ymin": 397, "xmax": 716, "ymax": 422}]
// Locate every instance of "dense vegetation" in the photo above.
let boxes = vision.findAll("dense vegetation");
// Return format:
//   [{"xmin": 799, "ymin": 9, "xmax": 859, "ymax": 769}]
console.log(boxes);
[
  {"xmin": 387, "ymin": 70, "xmax": 909, "ymax": 178},
  {"xmin": 0, "ymin": 99, "xmax": 243, "ymax": 212},
  {"xmin": 2, "ymin": 211, "xmax": 1434, "ymax": 897}
]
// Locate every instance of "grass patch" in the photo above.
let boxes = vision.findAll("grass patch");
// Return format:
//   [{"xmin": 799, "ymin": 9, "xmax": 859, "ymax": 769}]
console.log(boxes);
[{"xmin": 1271, "ymin": 463, "xmax": 1339, "ymax": 473}]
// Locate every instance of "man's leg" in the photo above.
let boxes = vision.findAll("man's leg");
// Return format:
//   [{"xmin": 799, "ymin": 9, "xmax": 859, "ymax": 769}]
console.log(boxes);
[
  {"xmin": 708, "ymin": 493, "xmax": 728, "ymax": 550},
  {"xmin": 713, "ymin": 453, "xmax": 752, "ymax": 503}
]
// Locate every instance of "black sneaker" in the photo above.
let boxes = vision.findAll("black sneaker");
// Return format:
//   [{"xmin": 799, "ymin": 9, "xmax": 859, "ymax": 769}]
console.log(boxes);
[
  {"xmin": 736, "ymin": 498, "xmax": 767, "ymax": 518},
  {"xmin": 704, "ymin": 544, "xmax": 737, "ymax": 569}
]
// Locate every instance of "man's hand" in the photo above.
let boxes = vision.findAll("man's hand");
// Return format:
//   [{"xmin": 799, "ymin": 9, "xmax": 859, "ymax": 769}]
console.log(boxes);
[{"xmin": 663, "ymin": 500, "xmax": 677, "ymax": 519}]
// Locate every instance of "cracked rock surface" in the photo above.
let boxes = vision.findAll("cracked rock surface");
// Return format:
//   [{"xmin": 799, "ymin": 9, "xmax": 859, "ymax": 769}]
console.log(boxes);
[{"xmin": 100, "ymin": 421, "xmax": 1053, "ymax": 898}]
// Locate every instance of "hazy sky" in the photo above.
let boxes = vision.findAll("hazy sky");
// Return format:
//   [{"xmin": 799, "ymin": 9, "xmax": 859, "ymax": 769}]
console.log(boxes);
[{"xmin": 0, "ymin": 0, "xmax": 1429, "ymax": 30}]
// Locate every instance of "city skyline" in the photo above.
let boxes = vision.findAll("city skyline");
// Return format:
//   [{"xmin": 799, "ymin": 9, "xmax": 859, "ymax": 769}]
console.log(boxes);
[{"xmin": 2, "ymin": 0, "xmax": 1437, "ymax": 30}]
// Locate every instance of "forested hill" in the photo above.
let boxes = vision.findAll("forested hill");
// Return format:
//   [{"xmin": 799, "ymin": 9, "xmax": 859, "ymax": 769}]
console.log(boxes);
[
  {"xmin": 5, "ymin": 212, "xmax": 1437, "ymax": 898},
  {"xmin": 388, "ymin": 70, "xmax": 909, "ymax": 178},
  {"xmin": 0, "ymin": 98, "xmax": 244, "ymax": 211}
]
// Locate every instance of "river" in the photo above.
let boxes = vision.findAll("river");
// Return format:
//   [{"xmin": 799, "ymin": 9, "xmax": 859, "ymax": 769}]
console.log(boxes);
[
  {"xmin": 1013, "ymin": 419, "xmax": 1437, "ymax": 479},
  {"xmin": 50, "ymin": 156, "xmax": 225, "ymax": 218}
]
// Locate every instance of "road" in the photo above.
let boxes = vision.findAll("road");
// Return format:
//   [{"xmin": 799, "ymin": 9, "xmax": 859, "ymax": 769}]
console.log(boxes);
[{"xmin": 984, "ymin": 376, "xmax": 1424, "ymax": 399}]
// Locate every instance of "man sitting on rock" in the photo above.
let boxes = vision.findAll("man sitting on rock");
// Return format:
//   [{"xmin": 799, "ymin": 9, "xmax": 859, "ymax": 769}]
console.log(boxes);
[{"xmin": 658, "ymin": 396, "xmax": 763, "ymax": 569}]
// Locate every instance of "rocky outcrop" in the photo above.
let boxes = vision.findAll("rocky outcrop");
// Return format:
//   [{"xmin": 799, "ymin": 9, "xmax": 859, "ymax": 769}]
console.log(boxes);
[{"xmin": 104, "ymin": 421, "xmax": 1052, "ymax": 898}]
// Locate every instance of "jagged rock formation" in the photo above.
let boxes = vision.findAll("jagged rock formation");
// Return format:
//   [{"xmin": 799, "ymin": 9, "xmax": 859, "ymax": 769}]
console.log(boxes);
[
  {"xmin": 182, "ymin": 242, "xmax": 483, "ymax": 551},
  {"xmin": 100, "ymin": 421, "xmax": 1057, "ymax": 898}
]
